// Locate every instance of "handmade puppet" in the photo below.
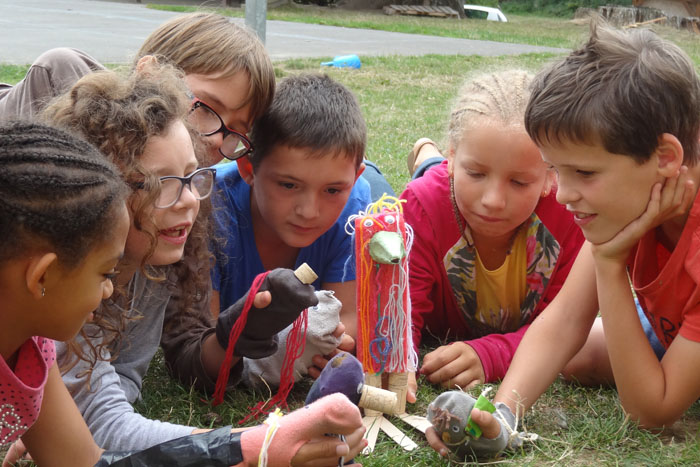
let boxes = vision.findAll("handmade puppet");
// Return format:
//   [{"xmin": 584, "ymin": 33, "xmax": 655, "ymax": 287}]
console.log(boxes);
[
  {"xmin": 346, "ymin": 194, "xmax": 428, "ymax": 451},
  {"xmin": 427, "ymin": 389, "xmax": 523, "ymax": 459},
  {"xmin": 213, "ymin": 264, "xmax": 318, "ymax": 419},
  {"xmin": 243, "ymin": 290, "xmax": 343, "ymax": 388}
]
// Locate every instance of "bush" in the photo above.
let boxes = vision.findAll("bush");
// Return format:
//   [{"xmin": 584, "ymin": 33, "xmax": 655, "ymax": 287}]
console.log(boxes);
[{"xmin": 499, "ymin": 0, "xmax": 633, "ymax": 17}]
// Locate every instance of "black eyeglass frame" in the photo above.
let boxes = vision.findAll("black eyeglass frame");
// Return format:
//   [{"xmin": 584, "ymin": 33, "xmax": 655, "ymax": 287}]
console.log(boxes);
[
  {"xmin": 190, "ymin": 98, "xmax": 254, "ymax": 161},
  {"xmin": 133, "ymin": 167, "xmax": 217, "ymax": 209}
]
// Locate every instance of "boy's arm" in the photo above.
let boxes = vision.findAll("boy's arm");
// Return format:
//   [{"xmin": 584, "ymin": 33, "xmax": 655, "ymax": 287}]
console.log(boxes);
[
  {"xmin": 21, "ymin": 363, "xmax": 104, "ymax": 467},
  {"xmin": 594, "ymin": 258, "xmax": 700, "ymax": 427},
  {"xmin": 590, "ymin": 166, "xmax": 698, "ymax": 427},
  {"xmin": 494, "ymin": 242, "xmax": 599, "ymax": 412}
]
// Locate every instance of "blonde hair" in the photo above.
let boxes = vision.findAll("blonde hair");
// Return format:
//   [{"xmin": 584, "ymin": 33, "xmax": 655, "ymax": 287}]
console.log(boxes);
[
  {"xmin": 137, "ymin": 12, "xmax": 275, "ymax": 123},
  {"xmin": 447, "ymin": 69, "xmax": 533, "ymax": 152}
]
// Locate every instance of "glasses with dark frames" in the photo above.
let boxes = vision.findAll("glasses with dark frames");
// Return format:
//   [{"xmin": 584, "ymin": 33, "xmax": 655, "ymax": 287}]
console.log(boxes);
[
  {"xmin": 133, "ymin": 167, "xmax": 217, "ymax": 209},
  {"xmin": 188, "ymin": 98, "xmax": 253, "ymax": 161}
]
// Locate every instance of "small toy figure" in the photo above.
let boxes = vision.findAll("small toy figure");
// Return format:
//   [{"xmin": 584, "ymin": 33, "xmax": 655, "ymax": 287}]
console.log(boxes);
[
  {"xmin": 348, "ymin": 194, "xmax": 428, "ymax": 451},
  {"xmin": 427, "ymin": 389, "xmax": 523, "ymax": 459}
]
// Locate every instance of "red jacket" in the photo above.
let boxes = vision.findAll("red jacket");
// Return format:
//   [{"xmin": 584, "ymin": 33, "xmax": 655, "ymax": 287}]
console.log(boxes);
[{"xmin": 401, "ymin": 161, "xmax": 584, "ymax": 381}]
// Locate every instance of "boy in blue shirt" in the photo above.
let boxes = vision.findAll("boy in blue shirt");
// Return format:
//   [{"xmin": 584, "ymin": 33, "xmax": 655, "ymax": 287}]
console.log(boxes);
[{"xmin": 211, "ymin": 73, "xmax": 371, "ymax": 368}]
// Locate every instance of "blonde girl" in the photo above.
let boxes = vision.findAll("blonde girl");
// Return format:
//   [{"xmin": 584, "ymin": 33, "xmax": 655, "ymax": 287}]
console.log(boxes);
[{"xmin": 401, "ymin": 70, "xmax": 584, "ymax": 398}]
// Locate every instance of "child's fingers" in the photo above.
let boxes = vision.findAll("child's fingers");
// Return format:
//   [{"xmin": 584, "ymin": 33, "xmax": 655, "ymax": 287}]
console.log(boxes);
[
  {"xmin": 252, "ymin": 290, "xmax": 272, "ymax": 308},
  {"xmin": 470, "ymin": 408, "xmax": 503, "ymax": 439},
  {"xmin": 407, "ymin": 372, "xmax": 417, "ymax": 403},
  {"xmin": 420, "ymin": 345, "xmax": 459, "ymax": 374},
  {"xmin": 425, "ymin": 426, "xmax": 450, "ymax": 458},
  {"xmin": 290, "ymin": 427, "xmax": 366, "ymax": 467},
  {"xmin": 337, "ymin": 333, "xmax": 355, "ymax": 352},
  {"xmin": 331, "ymin": 322, "xmax": 346, "ymax": 338}
]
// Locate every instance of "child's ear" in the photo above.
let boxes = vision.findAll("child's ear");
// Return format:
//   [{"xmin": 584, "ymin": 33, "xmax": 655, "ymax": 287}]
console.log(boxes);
[
  {"xmin": 655, "ymin": 133, "xmax": 684, "ymax": 177},
  {"xmin": 446, "ymin": 146, "xmax": 456, "ymax": 177},
  {"xmin": 541, "ymin": 167, "xmax": 556, "ymax": 198},
  {"xmin": 355, "ymin": 161, "xmax": 366, "ymax": 181},
  {"xmin": 237, "ymin": 155, "xmax": 255, "ymax": 186},
  {"xmin": 25, "ymin": 253, "xmax": 58, "ymax": 299}
]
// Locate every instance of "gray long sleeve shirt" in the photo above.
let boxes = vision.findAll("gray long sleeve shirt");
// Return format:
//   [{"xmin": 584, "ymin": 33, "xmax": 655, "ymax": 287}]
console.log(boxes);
[{"xmin": 57, "ymin": 270, "xmax": 242, "ymax": 451}]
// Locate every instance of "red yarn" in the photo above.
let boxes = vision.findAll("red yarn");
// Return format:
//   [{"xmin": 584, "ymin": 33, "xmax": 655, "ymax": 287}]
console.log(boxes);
[
  {"xmin": 212, "ymin": 271, "xmax": 270, "ymax": 406},
  {"xmin": 239, "ymin": 308, "xmax": 309, "ymax": 424},
  {"xmin": 211, "ymin": 270, "xmax": 311, "ymax": 422}
]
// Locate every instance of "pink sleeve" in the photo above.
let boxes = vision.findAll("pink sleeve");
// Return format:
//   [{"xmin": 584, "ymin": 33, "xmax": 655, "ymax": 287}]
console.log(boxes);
[{"xmin": 466, "ymin": 324, "xmax": 530, "ymax": 382}]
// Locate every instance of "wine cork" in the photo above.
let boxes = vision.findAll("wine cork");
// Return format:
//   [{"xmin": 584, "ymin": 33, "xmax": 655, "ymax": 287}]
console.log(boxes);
[
  {"xmin": 359, "ymin": 384, "xmax": 398, "ymax": 415},
  {"xmin": 363, "ymin": 373, "xmax": 383, "ymax": 416},
  {"xmin": 294, "ymin": 263, "xmax": 318, "ymax": 285},
  {"xmin": 388, "ymin": 372, "xmax": 408, "ymax": 415}
]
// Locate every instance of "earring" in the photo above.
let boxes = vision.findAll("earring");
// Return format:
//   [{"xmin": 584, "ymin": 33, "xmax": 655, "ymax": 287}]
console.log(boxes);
[
  {"xmin": 41, "ymin": 287, "xmax": 45, "ymax": 297},
  {"xmin": 542, "ymin": 188, "xmax": 550, "ymax": 197}
]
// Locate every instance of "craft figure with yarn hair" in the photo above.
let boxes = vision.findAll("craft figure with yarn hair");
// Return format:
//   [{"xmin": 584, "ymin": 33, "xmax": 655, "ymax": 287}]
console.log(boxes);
[{"xmin": 346, "ymin": 194, "xmax": 427, "ymax": 451}]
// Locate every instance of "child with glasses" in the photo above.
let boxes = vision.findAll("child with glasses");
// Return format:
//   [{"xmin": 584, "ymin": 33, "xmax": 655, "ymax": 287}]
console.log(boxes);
[
  {"xmin": 0, "ymin": 13, "xmax": 274, "ymax": 171},
  {"xmin": 0, "ymin": 63, "xmax": 366, "ymax": 464},
  {"xmin": 211, "ymin": 73, "xmax": 372, "ymax": 384}
]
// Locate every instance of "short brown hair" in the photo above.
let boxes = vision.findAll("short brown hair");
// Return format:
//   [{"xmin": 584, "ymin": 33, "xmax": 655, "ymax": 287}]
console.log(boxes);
[
  {"xmin": 249, "ymin": 73, "xmax": 366, "ymax": 169},
  {"xmin": 525, "ymin": 20, "xmax": 700, "ymax": 165},
  {"xmin": 137, "ymin": 12, "xmax": 275, "ymax": 123}
]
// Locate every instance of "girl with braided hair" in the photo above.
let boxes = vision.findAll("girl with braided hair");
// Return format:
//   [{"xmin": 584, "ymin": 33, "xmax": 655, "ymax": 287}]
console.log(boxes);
[
  {"xmin": 401, "ymin": 70, "xmax": 584, "ymax": 400},
  {"xmin": 0, "ymin": 121, "xmax": 130, "ymax": 465}
]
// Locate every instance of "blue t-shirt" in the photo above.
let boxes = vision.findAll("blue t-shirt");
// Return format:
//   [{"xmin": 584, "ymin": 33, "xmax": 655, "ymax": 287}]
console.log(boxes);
[{"xmin": 211, "ymin": 161, "xmax": 372, "ymax": 311}]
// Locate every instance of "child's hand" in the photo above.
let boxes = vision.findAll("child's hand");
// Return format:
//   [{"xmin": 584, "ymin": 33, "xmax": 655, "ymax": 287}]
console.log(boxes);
[
  {"xmin": 307, "ymin": 323, "xmax": 355, "ymax": 379},
  {"xmin": 425, "ymin": 408, "xmax": 503, "ymax": 458},
  {"xmin": 592, "ymin": 166, "xmax": 695, "ymax": 263},
  {"xmin": 407, "ymin": 371, "xmax": 418, "ymax": 403},
  {"xmin": 2, "ymin": 439, "xmax": 31, "ymax": 467},
  {"xmin": 420, "ymin": 342, "xmax": 485, "ymax": 390},
  {"xmin": 426, "ymin": 391, "xmax": 520, "ymax": 459},
  {"xmin": 216, "ymin": 268, "xmax": 319, "ymax": 359},
  {"xmin": 291, "ymin": 425, "xmax": 366, "ymax": 466},
  {"xmin": 241, "ymin": 393, "xmax": 366, "ymax": 466}
]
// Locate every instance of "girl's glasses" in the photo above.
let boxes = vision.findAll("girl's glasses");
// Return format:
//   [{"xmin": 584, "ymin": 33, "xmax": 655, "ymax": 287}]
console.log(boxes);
[
  {"xmin": 134, "ymin": 167, "xmax": 217, "ymax": 209},
  {"xmin": 188, "ymin": 98, "xmax": 253, "ymax": 161}
]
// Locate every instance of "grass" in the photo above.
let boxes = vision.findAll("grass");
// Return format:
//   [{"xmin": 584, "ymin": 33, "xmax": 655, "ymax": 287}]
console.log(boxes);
[
  {"xmin": 2, "ymin": 10, "xmax": 700, "ymax": 466},
  {"xmin": 147, "ymin": 2, "xmax": 700, "ymax": 57}
]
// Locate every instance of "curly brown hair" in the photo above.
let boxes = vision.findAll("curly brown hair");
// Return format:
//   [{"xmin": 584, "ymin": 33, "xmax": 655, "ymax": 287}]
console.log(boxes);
[{"xmin": 43, "ymin": 62, "xmax": 214, "ymax": 380}]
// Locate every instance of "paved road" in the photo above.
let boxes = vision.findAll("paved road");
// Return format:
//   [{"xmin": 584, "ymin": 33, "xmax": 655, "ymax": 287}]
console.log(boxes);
[{"xmin": 0, "ymin": 0, "xmax": 566, "ymax": 64}]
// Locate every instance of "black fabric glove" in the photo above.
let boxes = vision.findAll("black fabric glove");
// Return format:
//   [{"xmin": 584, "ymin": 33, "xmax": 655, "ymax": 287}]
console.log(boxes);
[
  {"xmin": 215, "ymin": 268, "xmax": 319, "ymax": 359},
  {"xmin": 94, "ymin": 427, "xmax": 242, "ymax": 466}
]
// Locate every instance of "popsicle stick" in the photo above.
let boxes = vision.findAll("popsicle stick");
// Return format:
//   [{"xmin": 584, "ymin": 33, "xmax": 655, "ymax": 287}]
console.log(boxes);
[
  {"xmin": 396, "ymin": 413, "xmax": 433, "ymax": 433},
  {"xmin": 380, "ymin": 417, "xmax": 418, "ymax": 451},
  {"xmin": 361, "ymin": 415, "xmax": 382, "ymax": 454}
]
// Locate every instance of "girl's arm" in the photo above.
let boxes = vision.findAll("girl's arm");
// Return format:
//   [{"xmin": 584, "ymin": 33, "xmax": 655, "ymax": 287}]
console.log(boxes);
[
  {"xmin": 56, "ymin": 340, "xmax": 195, "ymax": 451},
  {"xmin": 21, "ymin": 363, "xmax": 103, "ymax": 467}
]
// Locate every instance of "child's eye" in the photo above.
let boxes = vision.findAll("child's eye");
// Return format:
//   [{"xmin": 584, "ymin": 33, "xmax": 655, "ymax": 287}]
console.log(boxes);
[
  {"xmin": 279, "ymin": 182, "xmax": 296, "ymax": 190},
  {"xmin": 576, "ymin": 170, "xmax": 595, "ymax": 177},
  {"xmin": 326, "ymin": 187, "xmax": 342, "ymax": 195},
  {"xmin": 104, "ymin": 270, "xmax": 119, "ymax": 280},
  {"xmin": 467, "ymin": 171, "xmax": 484, "ymax": 179},
  {"xmin": 511, "ymin": 179, "xmax": 529, "ymax": 187}
]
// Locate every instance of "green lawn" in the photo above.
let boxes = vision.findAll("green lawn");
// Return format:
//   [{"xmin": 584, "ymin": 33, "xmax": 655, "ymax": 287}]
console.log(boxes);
[{"xmin": 2, "ymin": 8, "xmax": 700, "ymax": 466}]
